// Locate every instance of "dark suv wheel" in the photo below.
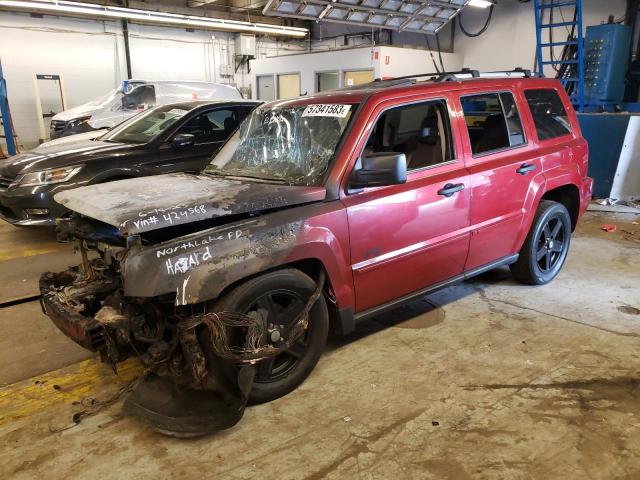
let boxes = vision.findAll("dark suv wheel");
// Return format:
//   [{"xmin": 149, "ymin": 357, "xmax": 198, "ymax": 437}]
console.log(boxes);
[
  {"xmin": 208, "ymin": 268, "xmax": 329, "ymax": 404},
  {"xmin": 510, "ymin": 200, "xmax": 572, "ymax": 285}
]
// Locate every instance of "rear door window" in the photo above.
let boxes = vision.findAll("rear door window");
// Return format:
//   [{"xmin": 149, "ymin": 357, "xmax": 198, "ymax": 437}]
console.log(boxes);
[
  {"xmin": 524, "ymin": 89, "xmax": 572, "ymax": 141},
  {"xmin": 461, "ymin": 92, "xmax": 526, "ymax": 156},
  {"xmin": 364, "ymin": 100, "xmax": 454, "ymax": 172}
]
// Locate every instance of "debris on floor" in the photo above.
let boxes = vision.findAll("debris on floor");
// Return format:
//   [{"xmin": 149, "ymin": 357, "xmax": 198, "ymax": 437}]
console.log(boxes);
[{"xmin": 601, "ymin": 224, "xmax": 617, "ymax": 233}]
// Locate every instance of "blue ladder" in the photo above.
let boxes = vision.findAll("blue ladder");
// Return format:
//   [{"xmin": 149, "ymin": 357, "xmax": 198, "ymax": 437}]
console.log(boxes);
[
  {"xmin": 534, "ymin": 0, "xmax": 585, "ymax": 111},
  {"xmin": 0, "ymin": 60, "xmax": 17, "ymax": 156}
]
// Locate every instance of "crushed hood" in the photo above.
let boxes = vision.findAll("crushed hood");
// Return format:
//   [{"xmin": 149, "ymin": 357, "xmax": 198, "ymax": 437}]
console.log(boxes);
[
  {"xmin": 52, "ymin": 103, "xmax": 104, "ymax": 122},
  {"xmin": 54, "ymin": 173, "xmax": 327, "ymax": 235}
]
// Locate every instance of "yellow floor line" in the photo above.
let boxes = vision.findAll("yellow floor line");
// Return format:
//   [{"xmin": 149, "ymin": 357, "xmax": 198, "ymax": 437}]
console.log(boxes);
[
  {"xmin": 0, "ymin": 358, "xmax": 143, "ymax": 426},
  {"xmin": 0, "ymin": 246, "xmax": 66, "ymax": 262}
]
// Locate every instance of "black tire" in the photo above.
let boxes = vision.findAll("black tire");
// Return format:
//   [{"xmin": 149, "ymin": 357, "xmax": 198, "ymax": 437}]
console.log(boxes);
[
  {"xmin": 209, "ymin": 268, "xmax": 329, "ymax": 404},
  {"xmin": 510, "ymin": 200, "xmax": 572, "ymax": 285}
]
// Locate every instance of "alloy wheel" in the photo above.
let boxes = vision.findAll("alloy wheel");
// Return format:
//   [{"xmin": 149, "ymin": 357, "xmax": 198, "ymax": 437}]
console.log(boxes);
[
  {"xmin": 535, "ymin": 215, "xmax": 566, "ymax": 273},
  {"xmin": 245, "ymin": 290, "xmax": 310, "ymax": 382}
]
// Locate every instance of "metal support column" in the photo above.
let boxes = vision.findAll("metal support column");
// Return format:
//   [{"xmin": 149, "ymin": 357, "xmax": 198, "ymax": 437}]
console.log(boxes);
[{"xmin": 121, "ymin": 0, "xmax": 132, "ymax": 78}]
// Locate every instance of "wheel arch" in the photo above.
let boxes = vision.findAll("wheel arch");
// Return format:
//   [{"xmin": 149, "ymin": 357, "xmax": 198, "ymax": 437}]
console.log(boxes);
[
  {"xmin": 212, "ymin": 257, "xmax": 349, "ymax": 336},
  {"xmin": 90, "ymin": 168, "xmax": 141, "ymax": 184},
  {"xmin": 541, "ymin": 183, "xmax": 580, "ymax": 231}
]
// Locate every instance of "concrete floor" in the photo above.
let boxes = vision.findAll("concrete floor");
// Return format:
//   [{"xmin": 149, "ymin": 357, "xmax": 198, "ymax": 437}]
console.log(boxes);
[{"xmin": 0, "ymin": 210, "xmax": 639, "ymax": 479}]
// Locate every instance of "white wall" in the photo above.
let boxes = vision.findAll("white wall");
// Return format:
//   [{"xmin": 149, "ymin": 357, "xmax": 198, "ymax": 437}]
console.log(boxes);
[
  {"xmin": 250, "ymin": 46, "xmax": 463, "ymax": 99},
  {"xmin": 377, "ymin": 46, "xmax": 463, "ymax": 78},
  {"xmin": 455, "ymin": 0, "xmax": 628, "ymax": 75},
  {"xmin": 0, "ymin": 11, "xmax": 303, "ymax": 148},
  {"xmin": 250, "ymin": 47, "xmax": 377, "ymax": 99},
  {"xmin": 0, "ymin": 13, "xmax": 124, "ymax": 148}
]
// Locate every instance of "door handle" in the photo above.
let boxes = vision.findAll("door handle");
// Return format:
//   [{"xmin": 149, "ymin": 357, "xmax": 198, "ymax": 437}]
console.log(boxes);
[
  {"xmin": 438, "ymin": 183, "xmax": 465, "ymax": 197},
  {"xmin": 516, "ymin": 163, "xmax": 537, "ymax": 175}
]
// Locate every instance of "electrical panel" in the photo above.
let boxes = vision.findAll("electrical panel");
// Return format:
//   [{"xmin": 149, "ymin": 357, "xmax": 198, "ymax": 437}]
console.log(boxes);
[
  {"xmin": 219, "ymin": 64, "xmax": 235, "ymax": 77},
  {"xmin": 584, "ymin": 23, "xmax": 632, "ymax": 104},
  {"xmin": 235, "ymin": 34, "xmax": 256, "ymax": 58}
]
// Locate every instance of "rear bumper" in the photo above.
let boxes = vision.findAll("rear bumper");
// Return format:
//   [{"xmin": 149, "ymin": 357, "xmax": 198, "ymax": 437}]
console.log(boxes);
[{"xmin": 580, "ymin": 177, "xmax": 594, "ymax": 216}]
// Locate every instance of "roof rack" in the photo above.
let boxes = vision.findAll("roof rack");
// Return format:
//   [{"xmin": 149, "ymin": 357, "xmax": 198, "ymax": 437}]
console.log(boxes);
[{"xmin": 367, "ymin": 68, "xmax": 538, "ymax": 88}]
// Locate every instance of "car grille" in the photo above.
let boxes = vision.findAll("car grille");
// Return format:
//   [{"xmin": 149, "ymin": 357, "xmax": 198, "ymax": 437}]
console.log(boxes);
[
  {"xmin": 50, "ymin": 120, "xmax": 67, "ymax": 134},
  {"xmin": 0, "ymin": 174, "xmax": 16, "ymax": 191}
]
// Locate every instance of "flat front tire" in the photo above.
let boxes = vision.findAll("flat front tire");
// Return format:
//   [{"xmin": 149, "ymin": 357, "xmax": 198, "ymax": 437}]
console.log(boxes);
[
  {"xmin": 510, "ymin": 200, "xmax": 572, "ymax": 285},
  {"xmin": 208, "ymin": 268, "xmax": 329, "ymax": 404}
]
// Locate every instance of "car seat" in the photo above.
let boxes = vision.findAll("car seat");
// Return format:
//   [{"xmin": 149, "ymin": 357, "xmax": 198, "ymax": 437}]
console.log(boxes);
[
  {"xmin": 405, "ymin": 113, "xmax": 443, "ymax": 170},
  {"xmin": 475, "ymin": 114, "xmax": 509, "ymax": 153},
  {"xmin": 223, "ymin": 116, "xmax": 237, "ymax": 135}
]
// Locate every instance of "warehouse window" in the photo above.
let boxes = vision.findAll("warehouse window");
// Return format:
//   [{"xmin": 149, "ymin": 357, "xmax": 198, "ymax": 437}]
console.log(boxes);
[
  {"xmin": 461, "ymin": 92, "xmax": 526, "ymax": 156},
  {"xmin": 316, "ymin": 71, "xmax": 339, "ymax": 92},
  {"xmin": 524, "ymin": 89, "xmax": 572, "ymax": 141},
  {"xmin": 363, "ymin": 100, "xmax": 454, "ymax": 171}
]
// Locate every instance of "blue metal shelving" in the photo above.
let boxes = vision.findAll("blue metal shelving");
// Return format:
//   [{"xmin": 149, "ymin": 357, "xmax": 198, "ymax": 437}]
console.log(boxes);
[
  {"xmin": 0, "ymin": 60, "xmax": 17, "ymax": 156},
  {"xmin": 534, "ymin": 0, "xmax": 585, "ymax": 111}
]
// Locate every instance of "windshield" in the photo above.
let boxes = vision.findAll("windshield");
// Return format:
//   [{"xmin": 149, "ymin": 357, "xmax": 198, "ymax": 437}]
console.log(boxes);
[
  {"xmin": 207, "ymin": 103, "xmax": 354, "ymax": 185},
  {"xmin": 101, "ymin": 105, "xmax": 189, "ymax": 144},
  {"xmin": 84, "ymin": 87, "xmax": 121, "ymax": 108}
]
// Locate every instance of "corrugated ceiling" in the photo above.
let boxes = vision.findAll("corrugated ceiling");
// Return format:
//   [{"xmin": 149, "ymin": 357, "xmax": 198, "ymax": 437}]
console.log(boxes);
[{"xmin": 262, "ymin": 0, "xmax": 469, "ymax": 34}]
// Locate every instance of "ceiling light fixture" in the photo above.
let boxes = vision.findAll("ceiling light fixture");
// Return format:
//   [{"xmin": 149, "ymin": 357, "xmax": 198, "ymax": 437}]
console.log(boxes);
[
  {"xmin": 468, "ymin": 0, "xmax": 495, "ymax": 8},
  {"xmin": 0, "ymin": 0, "xmax": 309, "ymax": 37}
]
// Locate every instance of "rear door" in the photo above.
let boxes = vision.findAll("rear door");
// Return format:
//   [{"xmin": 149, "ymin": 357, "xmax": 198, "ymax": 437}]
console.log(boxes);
[
  {"xmin": 458, "ymin": 89, "xmax": 545, "ymax": 271},
  {"xmin": 343, "ymin": 95, "xmax": 471, "ymax": 313}
]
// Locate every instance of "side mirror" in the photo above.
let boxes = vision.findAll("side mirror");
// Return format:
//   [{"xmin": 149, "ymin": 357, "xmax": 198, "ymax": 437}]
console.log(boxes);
[
  {"xmin": 350, "ymin": 152, "xmax": 407, "ymax": 189},
  {"xmin": 171, "ymin": 133, "xmax": 195, "ymax": 148}
]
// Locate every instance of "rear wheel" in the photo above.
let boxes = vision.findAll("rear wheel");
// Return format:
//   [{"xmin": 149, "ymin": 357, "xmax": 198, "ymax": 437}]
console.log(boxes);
[
  {"xmin": 510, "ymin": 200, "xmax": 572, "ymax": 285},
  {"xmin": 208, "ymin": 268, "xmax": 329, "ymax": 404}
]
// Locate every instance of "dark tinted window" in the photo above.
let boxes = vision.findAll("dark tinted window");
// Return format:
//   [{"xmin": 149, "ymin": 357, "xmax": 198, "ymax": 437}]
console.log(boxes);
[
  {"xmin": 177, "ymin": 108, "xmax": 238, "ymax": 144},
  {"xmin": 524, "ymin": 89, "xmax": 572, "ymax": 140},
  {"xmin": 364, "ymin": 100, "xmax": 453, "ymax": 171},
  {"xmin": 122, "ymin": 84, "xmax": 156, "ymax": 110},
  {"xmin": 461, "ymin": 92, "xmax": 526, "ymax": 156}
]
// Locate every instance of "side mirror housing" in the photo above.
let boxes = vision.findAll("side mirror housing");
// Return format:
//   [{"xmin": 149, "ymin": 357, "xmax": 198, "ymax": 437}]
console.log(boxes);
[
  {"xmin": 171, "ymin": 133, "xmax": 195, "ymax": 148},
  {"xmin": 350, "ymin": 152, "xmax": 407, "ymax": 189}
]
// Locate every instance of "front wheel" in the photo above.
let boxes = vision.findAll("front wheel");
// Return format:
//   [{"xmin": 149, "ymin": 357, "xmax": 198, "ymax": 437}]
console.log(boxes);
[
  {"xmin": 207, "ymin": 268, "xmax": 329, "ymax": 404},
  {"xmin": 510, "ymin": 200, "xmax": 572, "ymax": 285}
]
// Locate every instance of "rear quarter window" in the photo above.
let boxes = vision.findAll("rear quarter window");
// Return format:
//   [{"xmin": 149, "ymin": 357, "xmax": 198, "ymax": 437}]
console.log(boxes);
[{"xmin": 524, "ymin": 89, "xmax": 572, "ymax": 141}]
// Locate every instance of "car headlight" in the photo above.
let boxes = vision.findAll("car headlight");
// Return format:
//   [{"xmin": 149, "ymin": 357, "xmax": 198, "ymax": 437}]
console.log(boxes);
[{"xmin": 13, "ymin": 166, "xmax": 84, "ymax": 187}]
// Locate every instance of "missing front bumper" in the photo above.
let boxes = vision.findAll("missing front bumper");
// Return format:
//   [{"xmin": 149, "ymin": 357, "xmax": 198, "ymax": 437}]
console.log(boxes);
[
  {"xmin": 40, "ymin": 270, "xmax": 117, "ymax": 352},
  {"xmin": 39, "ymin": 264, "xmax": 323, "ymax": 436}
]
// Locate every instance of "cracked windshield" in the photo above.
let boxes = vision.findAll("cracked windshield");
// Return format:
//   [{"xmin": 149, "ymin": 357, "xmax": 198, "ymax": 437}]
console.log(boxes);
[{"xmin": 207, "ymin": 104, "xmax": 354, "ymax": 185}]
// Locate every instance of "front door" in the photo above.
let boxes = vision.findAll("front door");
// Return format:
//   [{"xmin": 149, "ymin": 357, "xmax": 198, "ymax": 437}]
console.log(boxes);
[
  {"xmin": 458, "ymin": 90, "xmax": 545, "ymax": 271},
  {"xmin": 149, "ymin": 106, "xmax": 251, "ymax": 174},
  {"xmin": 343, "ymin": 97, "xmax": 471, "ymax": 313}
]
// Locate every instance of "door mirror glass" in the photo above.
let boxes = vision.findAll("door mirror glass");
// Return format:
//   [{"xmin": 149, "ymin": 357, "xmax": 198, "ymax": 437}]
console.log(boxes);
[
  {"xmin": 170, "ymin": 133, "xmax": 195, "ymax": 148},
  {"xmin": 351, "ymin": 152, "xmax": 407, "ymax": 188}
]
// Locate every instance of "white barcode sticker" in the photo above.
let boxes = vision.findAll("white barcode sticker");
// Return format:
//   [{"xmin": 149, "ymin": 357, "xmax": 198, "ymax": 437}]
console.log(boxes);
[{"xmin": 302, "ymin": 104, "xmax": 351, "ymax": 118}]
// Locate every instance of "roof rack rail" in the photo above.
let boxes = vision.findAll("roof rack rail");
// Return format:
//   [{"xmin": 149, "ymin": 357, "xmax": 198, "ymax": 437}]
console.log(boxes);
[
  {"xmin": 378, "ymin": 68, "xmax": 481, "ymax": 83},
  {"xmin": 482, "ymin": 68, "xmax": 536, "ymax": 78},
  {"xmin": 358, "ymin": 68, "xmax": 542, "ymax": 91}
]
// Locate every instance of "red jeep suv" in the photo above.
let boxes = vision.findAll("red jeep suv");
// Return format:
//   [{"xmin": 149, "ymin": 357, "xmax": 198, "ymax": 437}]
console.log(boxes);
[{"xmin": 41, "ymin": 70, "xmax": 592, "ymax": 434}]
